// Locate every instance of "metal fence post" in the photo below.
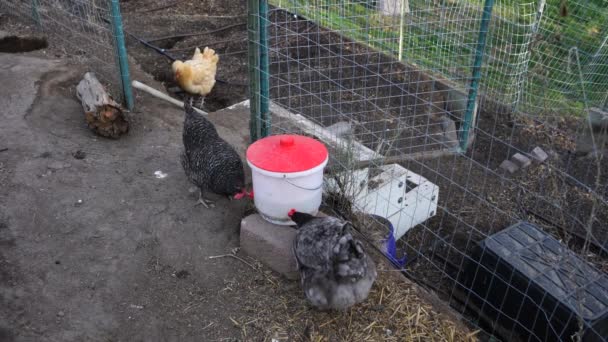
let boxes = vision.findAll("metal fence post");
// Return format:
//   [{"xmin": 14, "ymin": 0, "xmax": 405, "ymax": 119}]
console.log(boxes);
[
  {"xmin": 248, "ymin": 0, "xmax": 261, "ymax": 142},
  {"xmin": 460, "ymin": 0, "xmax": 495, "ymax": 151},
  {"xmin": 110, "ymin": 0, "xmax": 134, "ymax": 110},
  {"xmin": 259, "ymin": 0, "xmax": 271, "ymax": 138},
  {"xmin": 31, "ymin": 0, "xmax": 41, "ymax": 28}
]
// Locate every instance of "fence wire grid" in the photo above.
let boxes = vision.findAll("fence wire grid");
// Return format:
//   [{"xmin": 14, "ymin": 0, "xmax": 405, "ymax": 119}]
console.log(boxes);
[
  {"xmin": 0, "ymin": 0, "xmax": 131, "ymax": 105},
  {"xmin": 250, "ymin": 0, "xmax": 608, "ymax": 341}
]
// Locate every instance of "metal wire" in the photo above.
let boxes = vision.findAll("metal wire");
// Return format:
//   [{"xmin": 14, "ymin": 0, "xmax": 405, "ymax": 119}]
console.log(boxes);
[
  {"xmin": 1, "ymin": 0, "xmax": 130, "ymax": 104},
  {"xmin": 250, "ymin": 0, "xmax": 608, "ymax": 340}
]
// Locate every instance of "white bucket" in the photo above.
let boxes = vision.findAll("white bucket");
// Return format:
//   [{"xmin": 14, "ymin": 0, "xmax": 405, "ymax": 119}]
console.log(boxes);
[{"xmin": 247, "ymin": 157, "xmax": 328, "ymax": 225}]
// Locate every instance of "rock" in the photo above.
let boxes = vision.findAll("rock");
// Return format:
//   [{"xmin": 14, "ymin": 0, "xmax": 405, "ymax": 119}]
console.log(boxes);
[
  {"xmin": 154, "ymin": 171, "xmax": 167, "ymax": 179},
  {"xmin": 57, "ymin": 311, "xmax": 65, "ymax": 317},
  {"xmin": 499, "ymin": 160, "xmax": 519, "ymax": 174},
  {"xmin": 511, "ymin": 153, "xmax": 532, "ymax": 168},
  {"xmin": 240, "ymin": 214, "xmax": 299, "ymax": 280},
  {"xmin": 529, "ymin": 146, "xmax": 549, "ymax": 163},
  {"xmin": 588, "ymin": 107, "xmax": 608, "ymax": 130},
  {"xmin": 47, "ymin": 161, "xmax": 71, "ymax": 170},
  {"xmin": 73, "ymin": 150, "xmax": 86, "ymax": 160},
  {"xmin": 173, "ymin": 270, "xmax": 190, "ymax": 279}
]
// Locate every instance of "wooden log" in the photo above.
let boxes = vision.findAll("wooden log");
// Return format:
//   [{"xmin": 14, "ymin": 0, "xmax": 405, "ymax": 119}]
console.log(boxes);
[{"xmin": 76, "ymin": 72, "xmax": 128, "ymax": 139}]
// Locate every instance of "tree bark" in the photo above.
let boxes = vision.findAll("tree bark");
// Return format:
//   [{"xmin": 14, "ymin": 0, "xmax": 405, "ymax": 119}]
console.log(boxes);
[{"xmin": 76, "ymin": 72, "xmax": 128, "ymax": 139}]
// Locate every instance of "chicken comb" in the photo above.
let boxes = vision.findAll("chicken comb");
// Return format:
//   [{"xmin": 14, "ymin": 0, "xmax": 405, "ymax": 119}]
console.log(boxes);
[{"xmin": 287, "ymin": 209, "xmax": 297, "ymax": 217}]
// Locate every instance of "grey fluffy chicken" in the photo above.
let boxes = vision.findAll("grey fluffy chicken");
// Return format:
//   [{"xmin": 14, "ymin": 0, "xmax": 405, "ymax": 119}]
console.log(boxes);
[
  {"xmin": 289, "ymin": 209, "xmax": 377, "ymax": 310},
  {"xmin": 181, "ymin": 98, "xmax": 249, "ymax": 207}
]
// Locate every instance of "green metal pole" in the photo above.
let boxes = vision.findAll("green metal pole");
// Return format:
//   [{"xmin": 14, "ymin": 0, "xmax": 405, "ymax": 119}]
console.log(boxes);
[
  {"xmin": 259, "ymin": 0, "xmax": 271, "ymax": 137},
  {"xmin": 110, "ymin": 0, "xmax": 134, "ymax": 110},
  {"xmin": 460, "ymin": 0, "xmax": 494, "ymax": 151},
  {"xmin": 248, "ymin": 0, "xmax": 261, "ymax": 142},
  {"xmin": 31, "ymin": 0, "xmax": 41, "ymax": 28}
]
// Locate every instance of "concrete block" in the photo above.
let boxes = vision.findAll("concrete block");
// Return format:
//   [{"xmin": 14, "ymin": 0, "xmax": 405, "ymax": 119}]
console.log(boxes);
[
  {"xmin": 499, "ymin": 160, "xmax": 519, "ymax": 174},
  {"xmin": 511, "ymin": 153, "xmax": 532, "ymax": 168},
  {"xmin": 530, "ymin": 146, "xmax": 549, "ymax": 163},
  {"xmin": 240, "ymin": 214, "xmax": 299, "ymax": 280}
]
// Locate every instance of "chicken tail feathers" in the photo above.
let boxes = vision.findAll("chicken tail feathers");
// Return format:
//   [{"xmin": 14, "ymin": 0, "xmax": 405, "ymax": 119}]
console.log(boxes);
[
  {"xmin": 333, "ymin": 234, "xmax": 367, "ymax": 280},
  {"xmin": 202, "ymin": 47, "xmax": 219, "ymax": 63}
]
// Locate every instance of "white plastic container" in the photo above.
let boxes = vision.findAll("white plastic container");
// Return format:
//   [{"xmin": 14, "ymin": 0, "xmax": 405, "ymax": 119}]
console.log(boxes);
[{"xmin": 246, "ymin": 135, "xmax": 329, "ymax": 225}]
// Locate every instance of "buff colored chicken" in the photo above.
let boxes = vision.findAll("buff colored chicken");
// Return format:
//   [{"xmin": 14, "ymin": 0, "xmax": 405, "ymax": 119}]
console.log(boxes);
[{"xmin": 172, "ymin": 47, "xmax": 219, "ymax": 108}]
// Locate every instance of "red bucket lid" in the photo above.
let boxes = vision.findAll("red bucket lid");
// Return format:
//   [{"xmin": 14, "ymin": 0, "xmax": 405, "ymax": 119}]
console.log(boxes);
[{"xmin": 247, "ymin": 134, "xmax": 328, "ymax": 173}]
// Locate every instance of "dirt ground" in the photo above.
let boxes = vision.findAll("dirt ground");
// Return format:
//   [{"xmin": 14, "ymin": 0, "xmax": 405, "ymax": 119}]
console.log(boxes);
[
  {"xmin": 121, "ymin": 0, "xmax": 250, "ymax": 112},
  {"xmin": 2, "ymin": 0, "xmax": 606, "ymax": 340},
  {"xmin": 0, "ymin": 4, "xmax": 478, "ymax": 342},
  {"xmin": 0, "ymin": 51, "xmax": 475, "ymax": 341},
  {"xmin": 0, "ymin": 52, "xmax": 258, "ymax": 341}
]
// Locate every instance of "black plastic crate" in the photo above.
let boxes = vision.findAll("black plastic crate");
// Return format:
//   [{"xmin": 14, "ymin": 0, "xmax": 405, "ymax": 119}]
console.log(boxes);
[{"xmin": 459, "ymin": 222, "xmax": 608, "ymax": 341}]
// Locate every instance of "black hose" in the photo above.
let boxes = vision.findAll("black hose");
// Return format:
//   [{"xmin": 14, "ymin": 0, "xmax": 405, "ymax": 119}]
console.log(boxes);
[{"xmin": 127, "ymin": 30, "xmax": 247, "ymax": 86}]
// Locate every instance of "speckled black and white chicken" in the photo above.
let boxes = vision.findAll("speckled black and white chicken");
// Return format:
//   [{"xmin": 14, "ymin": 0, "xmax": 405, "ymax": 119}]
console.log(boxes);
[
  {"xmin": 181, "ymin": 98, "xmax": 249, "ymax": 207},
  {"xmin": 288, "ymin": 210, "xmax": 377, "ymax": 310}
]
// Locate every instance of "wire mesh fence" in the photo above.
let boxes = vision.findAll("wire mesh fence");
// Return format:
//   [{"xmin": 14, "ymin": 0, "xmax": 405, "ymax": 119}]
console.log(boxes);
[
  {"xmin": 0, "ymin": 0, "xmax": 133, "ymax": 107},
  {"xmin": 249, "ymin": 0, "xmax": 608, "ymax": 340}
]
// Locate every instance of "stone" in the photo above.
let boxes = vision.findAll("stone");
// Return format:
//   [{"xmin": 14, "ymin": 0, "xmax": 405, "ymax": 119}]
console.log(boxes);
[
  {"xmin": 499, "ymin": 160, "xmax": 519, "ymax": 174},
  {"xmin": 589, "ymin": 107, "xmax": 608, "ymax": 130},
  {"xmin": 73, "ymin": 150, "xmax": 86, "ymax": 160},
  {"xmin": 511, "ymin": 153, "xmax": 532, "ymax": 168},
  {"xmin": 240, "ymin": 214, "xmax": 299, "ymax": 280},
  {"xmin": 529, "ymin": 146, "xmax": 549, "ymax": 163},
  {"xmin": 47, "ymin": 161, "xmax": 71, "ymax": 170}
]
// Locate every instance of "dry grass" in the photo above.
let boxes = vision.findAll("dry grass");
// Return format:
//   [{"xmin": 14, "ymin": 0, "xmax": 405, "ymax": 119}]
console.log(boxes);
[{"xmin": 223, "ymin": 249, "xmax": 478, "ymax": 342}]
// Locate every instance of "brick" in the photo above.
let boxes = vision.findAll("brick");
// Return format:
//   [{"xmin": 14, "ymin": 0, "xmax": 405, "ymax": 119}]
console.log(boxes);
[
  {"xmin": 511, "ymin": 153, "xmax": 532, "ymax": 168},
  {"xmin": 529, "ymin": 146, "xmax": 549, "ymax": 163},
  {"xmin": 499, "ymin": 160, "xmax": 519, "ymax": 174},
  {"xmin": 240, "ymin": 214, "xmax": 299, "ymax": 280}
]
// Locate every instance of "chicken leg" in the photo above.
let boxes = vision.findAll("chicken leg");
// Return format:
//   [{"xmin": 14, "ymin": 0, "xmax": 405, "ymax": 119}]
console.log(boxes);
[{"xmin": 195, "ymin": 188, "xmax": 215, "ymax": 208}]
